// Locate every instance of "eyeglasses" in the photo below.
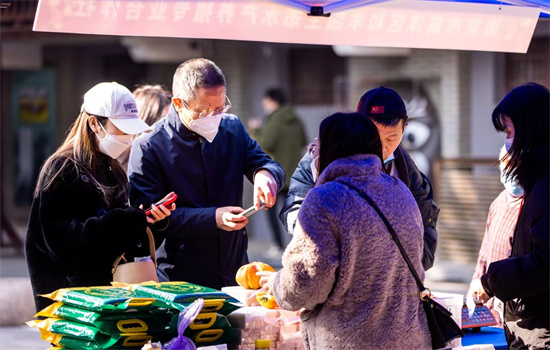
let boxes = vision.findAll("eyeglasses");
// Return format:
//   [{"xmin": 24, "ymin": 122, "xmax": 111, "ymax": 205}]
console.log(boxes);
[
  {"xmin": 307, "ymin": 142, "xmax": 318, "ymax": 157},
  {"xmin": 181, "ymin": 95, "xmax": 232, "ymax": 119}
]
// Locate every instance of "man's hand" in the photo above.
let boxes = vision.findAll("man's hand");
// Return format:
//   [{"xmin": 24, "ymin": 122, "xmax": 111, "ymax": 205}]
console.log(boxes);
[
  {"xmin": 216, "ymin": 206, "xmax": 249, "ymax": 232},
  {"xmin": 470, "ymin": 278, "xmax": 491, "ymax": 303},
  {"xmin": 254, "ymin": 170, "xmax": 278, "ymax": 210}
]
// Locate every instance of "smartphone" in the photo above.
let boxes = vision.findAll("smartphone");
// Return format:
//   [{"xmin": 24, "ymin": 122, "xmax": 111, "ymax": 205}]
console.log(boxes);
[
  {"xmin": 239, "ymin": 202, "xmax": 266, "ymax": 218},
  {"xmin": 145, "ymin": 191, "xmax": 177, "ymax": 216}
]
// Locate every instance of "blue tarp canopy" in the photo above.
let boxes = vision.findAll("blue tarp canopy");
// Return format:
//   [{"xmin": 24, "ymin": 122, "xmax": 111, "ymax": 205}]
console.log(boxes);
[{"xmin": 272, "ymin": 0, "xmax": 549, "ymax": 17}]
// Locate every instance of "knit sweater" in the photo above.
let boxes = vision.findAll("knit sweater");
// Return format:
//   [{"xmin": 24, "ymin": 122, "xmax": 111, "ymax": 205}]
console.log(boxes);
[{"xmin": 273, "ymin": 154, "xmax": 431, "ymax": 350}]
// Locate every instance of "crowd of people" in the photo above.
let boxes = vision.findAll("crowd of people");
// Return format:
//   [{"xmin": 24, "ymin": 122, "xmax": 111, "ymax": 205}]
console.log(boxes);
[{"xmin": 24, "ymin": 56, "xmax": 549, "ymax": 350}]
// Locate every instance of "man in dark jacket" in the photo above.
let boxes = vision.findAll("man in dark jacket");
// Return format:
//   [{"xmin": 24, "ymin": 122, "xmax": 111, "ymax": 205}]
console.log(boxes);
[
  {"xmin": 280, "ymin": 86, "xmax": 439, "ymax": 270},
  {"xmin": 128, "ymin": 58, "xmax": 285, "ymax": 290}
]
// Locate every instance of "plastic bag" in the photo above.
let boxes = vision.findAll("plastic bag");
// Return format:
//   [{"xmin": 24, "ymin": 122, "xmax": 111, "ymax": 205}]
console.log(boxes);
[{"xmin": 162, "ymin": 298, "xmax": 204, "ymax": 350}]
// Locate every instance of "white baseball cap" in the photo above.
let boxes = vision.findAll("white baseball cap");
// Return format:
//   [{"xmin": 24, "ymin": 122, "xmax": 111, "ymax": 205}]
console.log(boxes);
[{"xmin": 81, "ymin": 82, "xmax": 151, "ymax": 135}]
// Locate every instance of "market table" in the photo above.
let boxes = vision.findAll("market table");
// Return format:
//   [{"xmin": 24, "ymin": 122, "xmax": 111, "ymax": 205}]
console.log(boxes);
[{"xmin": 462, "ymin": 327, "xmax": 507, "ymax": 350}]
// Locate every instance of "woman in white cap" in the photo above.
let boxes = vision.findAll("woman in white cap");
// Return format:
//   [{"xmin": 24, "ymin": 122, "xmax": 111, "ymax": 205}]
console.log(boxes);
[{"xmin": 25, "ymin": 82, "xmax": 174, "ymax": 312}]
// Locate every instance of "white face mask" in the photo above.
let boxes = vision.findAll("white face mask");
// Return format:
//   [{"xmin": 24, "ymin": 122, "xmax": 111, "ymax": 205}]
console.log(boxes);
[
  {"xmin": 96, "ymin": 122, "xmax": 133, "ymax": 159},
  {"xmin": 500, "ymin": 143, "xmax": 523, "ymax": 198},
  {"xmin": 504, "ymin": 138, "xmax": 514, "ymax": 152},
  {"xmin": 500, "ymin": 164, "xmax": 524, "ymax": 198},
  {"xmin": 310, "ymin": 156, "xmax": 320, "ymax": 183},
  {"xmin": 188, "ymin": 113, "xmax": 222, "ymax": 143}
]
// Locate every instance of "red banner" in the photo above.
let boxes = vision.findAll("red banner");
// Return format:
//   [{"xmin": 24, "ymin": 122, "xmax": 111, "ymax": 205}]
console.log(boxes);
[{"xmin": 33, "ymin": 0, "xmax": 539, "ymax": 53}]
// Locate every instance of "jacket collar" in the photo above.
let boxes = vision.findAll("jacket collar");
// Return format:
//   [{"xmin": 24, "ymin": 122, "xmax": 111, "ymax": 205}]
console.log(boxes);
[
  {"xmin": 166, "ymin": 104, "xmax": 198, "ymax": 138},
  {"xmin": 316, "ymin": 154, "xmax": 384, "ymax": 187},
  {"xmin": 392, "ymin": 146, "xmax": 411, "ymax": 187}
]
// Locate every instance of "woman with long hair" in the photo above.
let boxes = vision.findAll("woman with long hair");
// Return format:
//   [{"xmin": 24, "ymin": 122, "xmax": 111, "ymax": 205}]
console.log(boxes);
[
  {"xmin": 260, "ymin": 113, "xmax": 430, "ymax": 349},
  {"xmin": 471, "ymin": 82, "xmax": 549, "ymax": 349},
  {"xmin": 25, "ymin": 82, "xmax": 174, "ymax": 312},
  {"xmin": 118, "ymin": 84, "xmax": 172, "ymax": 172}
]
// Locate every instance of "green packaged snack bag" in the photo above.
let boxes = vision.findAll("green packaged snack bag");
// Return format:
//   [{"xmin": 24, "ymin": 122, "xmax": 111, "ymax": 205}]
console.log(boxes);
[
  {"xmin": 28, "ymin": 318, "xmax": 119, "ymax": 343},
  {"xmin": 164, "ymin": 312, "xmax": 232, "ymax": 338},
  {"xmin": 41, "ymin": 286, "xmax": 159, "ymax": 312},
  {"xmin": 39, "ymin": 329, "xmax": 151, "ymax": 350},
  {"xmin": 35, "ymin": 302, "xmax": 169, "ymax": 335},
  {"xmin": 188, "ymin": 312, "xmax": 232, "ymax": 331},
  {"xmin": 34, "ymin": 326, "xmax": 118, "ymax": 349},
  {"xmin": 128, "ymin": 282, "xmax": 242, "ymax": 315},
  {"xmin": 185, "ymin": 328, "xmax": 242, "ymax": 346}
]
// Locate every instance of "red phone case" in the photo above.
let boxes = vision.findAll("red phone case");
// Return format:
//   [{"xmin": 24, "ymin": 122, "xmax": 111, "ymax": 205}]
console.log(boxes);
[{"xmin": 145, "ymin": 192, "xmax": 177, "ymax": 216}]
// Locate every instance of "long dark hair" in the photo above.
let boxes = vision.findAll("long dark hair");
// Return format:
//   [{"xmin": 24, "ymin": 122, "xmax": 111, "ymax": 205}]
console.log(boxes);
[
  {"xmin": 318, "ymin": 112, "xmax": 384, "ymax": 175},
  {"xmin": 492, "ymin": 82, "xmax": 549, "ymax": 192},
  {"xmin": 34, "ymin": 112, "xmax": 128, "ymax": 206}
]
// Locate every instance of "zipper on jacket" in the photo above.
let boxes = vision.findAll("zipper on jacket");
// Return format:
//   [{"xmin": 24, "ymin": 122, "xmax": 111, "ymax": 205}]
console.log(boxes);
[{"xmin": 197, "ymin": 136, "xmax": 211, "ymax": 206}]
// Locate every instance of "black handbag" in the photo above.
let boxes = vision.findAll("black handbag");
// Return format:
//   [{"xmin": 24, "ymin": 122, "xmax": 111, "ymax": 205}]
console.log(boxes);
[{"xmin": 341, "ymin": 182, "xmax": 464, "ymax": 349}]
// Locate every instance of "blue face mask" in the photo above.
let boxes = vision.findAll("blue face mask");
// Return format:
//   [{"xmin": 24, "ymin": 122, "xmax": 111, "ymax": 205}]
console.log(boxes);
[{"xmin": 500, "ymin": 165, "xmax": 524, "ymax": 198}]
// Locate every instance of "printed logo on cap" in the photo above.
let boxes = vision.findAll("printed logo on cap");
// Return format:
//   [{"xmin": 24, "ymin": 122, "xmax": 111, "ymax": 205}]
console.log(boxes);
[
  {"xmin": 371, "ymin": 106, "xmax": 385, "ymax": 114},
  {"xmin": 124, "ymin": 103, "xmax": 138, "ymax": 113}
]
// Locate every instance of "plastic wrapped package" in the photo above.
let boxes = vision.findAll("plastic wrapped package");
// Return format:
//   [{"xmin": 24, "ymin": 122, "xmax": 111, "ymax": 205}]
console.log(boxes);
[
  {"xmin": 278, "ymin": 331, "xmax": 302, "ymax": 345},
  {"xmin": 275, "ymin": 310, "xmax": 301, "ymax": 327},
  {"xmin": 226, "ymin": 307, "xmax": 278, "ymax": 329},
  {"xmin": 36, "ymin": 302, "xmax": 169, "ymax": 335},
  {"xmin": 279, "ymin": 324, "xmax": 299, "ymax": 333},
  {"xmin": 241, "ymin": 325, "xmax": 278, "ymax": 338},
  {"xmin": 40, "ymin": 286, "xmax": 159, "ymax": 312},
  {"xmin": 37, "ymin": 329, "xmax": 152, "ymax": 350},
  {"xmin": 236, "ymin": 346, "xmax": 255, "ymax": 350},
  {"xmin": 221, "ymin": 287, "xmax": 259, "ymax": 307},
  {"xmin": 118, "ymin": 282, "xmax": 242, "ymax": 315},
  {"xmin": 27, "ymin": 318, "xmax": 127, "ymax": 344}
]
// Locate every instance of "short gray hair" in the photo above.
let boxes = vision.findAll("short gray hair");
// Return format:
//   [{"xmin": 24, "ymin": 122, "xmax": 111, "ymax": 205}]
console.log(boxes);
[{"xmin": 172, "ymin": 58, "xmax": 226, "ymax": 102}]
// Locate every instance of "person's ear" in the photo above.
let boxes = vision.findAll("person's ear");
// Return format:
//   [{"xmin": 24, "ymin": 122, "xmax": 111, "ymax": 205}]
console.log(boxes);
[
  {"xmin": 403, "ymin": 121, "xmax": 408, "ymax": 131},
  {"xmin": 88, "ymin": 115, "xmax": 100, "ymax": 134},
  {"xmin": 172, "ymin": 97, "xmax": 184, "ymax": 112}
]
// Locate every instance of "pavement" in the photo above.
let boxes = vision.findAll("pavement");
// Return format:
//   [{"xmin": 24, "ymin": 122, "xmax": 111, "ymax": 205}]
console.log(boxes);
[{"xmin": 0, "ymin": 224, "xmax": 474, "ymax": 350}]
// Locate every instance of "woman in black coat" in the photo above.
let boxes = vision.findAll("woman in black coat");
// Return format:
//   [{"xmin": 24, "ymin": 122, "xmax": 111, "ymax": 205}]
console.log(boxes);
[
  {"xmin": 25, "ymin": 82, "xmax": 174, "ymax": 312},
  {"xmin": 471, "ymin": 82, "xmax": 549, "ymax": 349}
]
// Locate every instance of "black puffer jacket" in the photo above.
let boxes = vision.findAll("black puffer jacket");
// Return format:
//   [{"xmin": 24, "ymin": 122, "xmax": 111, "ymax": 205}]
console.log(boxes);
[
  {"xmin": 25, "ymin": 156, "xmax": 148, "ymax": 312},
  {"xmin": 280, "ymin": 145, "xmax": 439, "ymax": 270},
  {"xmin": 481, "ymin": 173, "xmax": 549, "ymax": 333}
]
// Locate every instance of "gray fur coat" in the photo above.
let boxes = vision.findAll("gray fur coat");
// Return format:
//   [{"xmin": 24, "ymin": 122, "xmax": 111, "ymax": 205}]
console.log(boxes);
[{"xmin": 273, "ymin": 154, "xmax": 431, "ymax": 350}]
